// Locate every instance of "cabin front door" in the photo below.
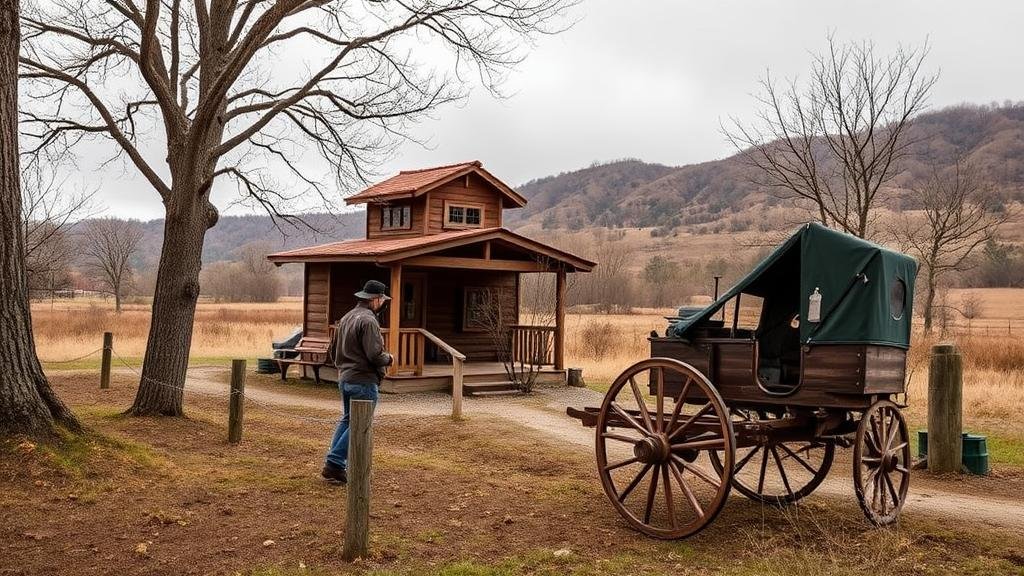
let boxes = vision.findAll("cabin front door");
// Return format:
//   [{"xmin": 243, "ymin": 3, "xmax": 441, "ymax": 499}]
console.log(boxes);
[{"xmin": 399, "ymin": 273, "xmax": 426, "ymax": 328}]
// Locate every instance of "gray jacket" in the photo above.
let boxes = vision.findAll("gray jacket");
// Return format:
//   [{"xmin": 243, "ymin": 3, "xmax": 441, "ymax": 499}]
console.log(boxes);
[{"xmin": 331, "ymin": 302, "xmax": 393, "ymax": 384}]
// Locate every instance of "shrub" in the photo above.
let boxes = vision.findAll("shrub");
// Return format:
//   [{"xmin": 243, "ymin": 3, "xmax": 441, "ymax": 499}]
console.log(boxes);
[{"xmin": 579, "ymin": 321, "xmax": 617, "ymax": 360}]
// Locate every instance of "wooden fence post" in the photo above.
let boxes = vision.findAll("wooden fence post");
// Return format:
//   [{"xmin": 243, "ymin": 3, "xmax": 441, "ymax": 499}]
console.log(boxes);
[
  {"xmin": 228, "ymin": 359, "xmax": 246, "ymax": 444},
  {"xmin": 100, "ymin": 332, "xmax": 112, "ymax": 389},
  {"xmin": 343, "ymin": 399, "xmax": 374, "ymax": 561},
  {"xmin": 451, "ymin": 358, "xmax": 463, "ymax": 419},
  {"xmin": 928, "ymin": 342, "xmax": 963, "ymax": 473}
]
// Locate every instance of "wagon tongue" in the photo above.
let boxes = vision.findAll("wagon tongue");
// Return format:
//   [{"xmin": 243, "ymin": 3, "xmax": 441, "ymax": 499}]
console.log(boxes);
[{"xmin": 565, "ymin": 406, "xmax": 600, "ymax": 427}]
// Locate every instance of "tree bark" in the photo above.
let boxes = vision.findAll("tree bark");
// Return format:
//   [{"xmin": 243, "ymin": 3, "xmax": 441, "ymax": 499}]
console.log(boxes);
[
  {"xmin": 0, "ymin": 0, "xmax": 79, "ymax": 436},
  {"xmin": 127, "ymin": 189, "xmax": 216, "ymax": 416},
  {"xmin": 922, "ymin": 267, "xmax": 937, "ymax": 335}
]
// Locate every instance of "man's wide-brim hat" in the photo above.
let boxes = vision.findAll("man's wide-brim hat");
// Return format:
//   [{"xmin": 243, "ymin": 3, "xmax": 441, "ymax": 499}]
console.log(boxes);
[{"xmin": 354, "ymin": 279, "xmax": 390, "ymax": 301}]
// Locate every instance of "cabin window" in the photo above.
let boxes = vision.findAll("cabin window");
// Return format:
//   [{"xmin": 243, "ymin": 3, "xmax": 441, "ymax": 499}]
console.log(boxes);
[
  {"xmin": 462, "ymin": 287, "xmax": 492, "ymax": 331},
  {"xmin": 444, "ymin": 201, "xmax": 484, "ymax": 229},
  {"xmin": 890, "ymin": 278, "xmax": 906, "ymax": 320},
  {"xmin": 381, "ymin": 205, "xmax": 411, "ymax": 230}
]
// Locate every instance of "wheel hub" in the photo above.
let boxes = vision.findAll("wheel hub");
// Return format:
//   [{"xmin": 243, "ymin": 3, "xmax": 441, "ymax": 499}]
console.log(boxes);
[
  {"xmin": 881, "ymin": 452, "xmax": 897, "ymax": 472},
  {"xmin": 634, "ymin": 434, "xmax": 671, "ymax": 464}
]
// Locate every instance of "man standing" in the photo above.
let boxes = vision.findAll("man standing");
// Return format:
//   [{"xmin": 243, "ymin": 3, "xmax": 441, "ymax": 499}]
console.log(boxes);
[{"xmin": 322, "ymin": 279, "xmax": 393, "ymax": 484}]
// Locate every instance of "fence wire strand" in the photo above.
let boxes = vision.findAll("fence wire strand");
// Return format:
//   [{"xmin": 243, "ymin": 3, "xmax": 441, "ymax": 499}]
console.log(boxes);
[
  {"xmin": 39, "ymin": 348, "xmax": 104, "ymax": 364},
  {"xmin": 108, "ymin": 349, "xmax": 342, "ymax": 426},
  {"xmin": 46, "ymin": 340, "xmax": 468, "ymax": 431}
]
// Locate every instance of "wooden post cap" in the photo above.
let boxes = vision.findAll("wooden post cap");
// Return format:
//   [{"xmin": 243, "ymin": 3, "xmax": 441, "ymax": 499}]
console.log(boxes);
[{"xmin": 931, "ymin": 342, "xmax": 959, "ymax": 355}]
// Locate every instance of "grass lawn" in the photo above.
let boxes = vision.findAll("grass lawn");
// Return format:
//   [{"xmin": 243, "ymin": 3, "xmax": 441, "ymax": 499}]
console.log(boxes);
[{"xmin": 2, "ymin": 372, "xmax": 1024, "ymax": 575}]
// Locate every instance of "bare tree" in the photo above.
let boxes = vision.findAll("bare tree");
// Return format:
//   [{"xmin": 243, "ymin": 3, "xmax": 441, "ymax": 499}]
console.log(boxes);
[
  {"xmin": 0, "ymin": 0, "xmax": 79, "ymax": 436},
  {"xmin": 21, "ymin": 163, "xmax": 93, "ymax": 292},
  {"xmin": 560, "ymin": 231, "xmax": 633, "ymax": 312},
  {"xmin": 476, "ymin": 285, "xmax": 540, "ymax": 392},
  {"xmin": 18, "ymin": 0, "xmax": 574, "ymax": 415},
  {"xmin": 81, "ymin": 218, "xmax": 144, "ymax": 312},
  {"xmin": 200, "ymin": 241, "xmax": 282, "ymax": 302},
  {"xmin": 725, "ymin": 35, "xmax": 937, "ymax": 238},
  {"xmin": 891, "ymin": 159, "xmax": 1013, "ymax": 334},
  {"xmin": 476, "ymin": 259, "xmax": 576, "ymax": 393}
]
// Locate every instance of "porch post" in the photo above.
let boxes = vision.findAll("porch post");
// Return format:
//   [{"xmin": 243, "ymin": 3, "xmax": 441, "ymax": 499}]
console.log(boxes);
[
  {"xmin": 388, "ymin": 264, "xmax": 402, "ymax": 376},
  {"xmin": 554, "ymin": 269, "xmax": 566, "ymax": 371}
]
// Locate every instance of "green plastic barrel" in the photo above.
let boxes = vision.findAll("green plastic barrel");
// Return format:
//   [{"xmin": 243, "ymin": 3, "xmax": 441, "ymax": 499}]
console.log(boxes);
[
  {"xmin": 915, "ymin": 430, "xmax": 989, "ymax": 475},
  {"xmin": 962, "ymin": 434, "xmax": 989, "ymax": 476}
]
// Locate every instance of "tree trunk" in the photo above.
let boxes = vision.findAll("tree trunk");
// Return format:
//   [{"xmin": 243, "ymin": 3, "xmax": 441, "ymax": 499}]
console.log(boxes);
[
  {"xmin": 114, "ymin": 288, "xmax": 122, "ymax": 314},
  {"xmin": 127, "ymin": 193, "xmax": 215, "ymax": 416},
  {"xmin": 0, "ymin": 0, "xmax": 79, "ymax": 436},
  {"xmin": 922, "ymin": 267, "xmax": 936, "ymax": 335}
]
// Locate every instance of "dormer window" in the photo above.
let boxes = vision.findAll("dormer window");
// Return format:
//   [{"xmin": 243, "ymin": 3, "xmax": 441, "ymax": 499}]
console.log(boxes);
[
  {"xmin": 444, "ymin": 201, "xmax": 484, "ymax": 229},
  {"xmin": 381, "ymin": 204, "xmax": 411, "ymax": 230}
]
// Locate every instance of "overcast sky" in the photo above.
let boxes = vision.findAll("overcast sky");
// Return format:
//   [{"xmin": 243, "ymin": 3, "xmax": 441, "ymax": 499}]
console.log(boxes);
[{"xmin": 59, "ymin": 0, "xmax": 1024, "ymax": 220}]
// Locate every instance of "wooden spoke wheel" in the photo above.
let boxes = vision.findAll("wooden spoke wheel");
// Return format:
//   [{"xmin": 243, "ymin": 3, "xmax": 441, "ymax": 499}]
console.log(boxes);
[
  {"xmin": 709, "ymin": 410, "xmax": 834, "ymax": 506},
  {"xmin": 595, "ymin": 358, "xmax": 735, "ymax": 539},
  {"xmin": 854, "ymin": 399, "xmax": 911, "ymax": 526}
]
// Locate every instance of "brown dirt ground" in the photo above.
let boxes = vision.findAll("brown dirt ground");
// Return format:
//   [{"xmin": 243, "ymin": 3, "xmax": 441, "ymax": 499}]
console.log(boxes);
[{"xmin": 2, "ymin": 373, "xmax": 1023, "ymax": 576}]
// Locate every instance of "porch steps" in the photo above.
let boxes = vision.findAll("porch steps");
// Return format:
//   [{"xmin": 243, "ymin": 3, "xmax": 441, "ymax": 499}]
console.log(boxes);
[{"xmin": 462, "ymin": 380, "xmax": 520, "ymax": 396}]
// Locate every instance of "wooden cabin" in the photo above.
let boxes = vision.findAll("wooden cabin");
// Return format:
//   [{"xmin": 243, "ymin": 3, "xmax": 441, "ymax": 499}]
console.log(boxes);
[{"xmin": 267, "ymin": 161, "xmax": 595, "ymax": 393}]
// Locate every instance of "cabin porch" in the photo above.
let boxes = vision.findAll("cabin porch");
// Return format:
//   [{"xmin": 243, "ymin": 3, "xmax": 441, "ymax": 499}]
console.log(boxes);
[
  {"xmin": 379, "ymin": 325, "xmax": 565, "ymax": 394},
  {"xmin": 268, "ymin": 228, "xmax": 595, "ymax": 395}
]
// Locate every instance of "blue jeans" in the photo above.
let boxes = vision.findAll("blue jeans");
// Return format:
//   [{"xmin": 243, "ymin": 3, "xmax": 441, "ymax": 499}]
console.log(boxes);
[{"xmin": 325, "ymin": 381, "xmax": 379, "ymax": 469}]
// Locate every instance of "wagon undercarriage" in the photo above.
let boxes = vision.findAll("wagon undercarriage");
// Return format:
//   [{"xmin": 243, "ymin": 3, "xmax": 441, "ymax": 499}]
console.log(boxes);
[{"xmin": 567, "ymin": 358, "xmax": 911, "ymax": 539}]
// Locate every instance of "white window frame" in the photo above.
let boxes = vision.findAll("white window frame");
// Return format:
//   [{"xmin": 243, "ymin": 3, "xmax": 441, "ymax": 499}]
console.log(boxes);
[{"xmin": 443, "ymin": 200, "xmax": 485, "ymax": 229}]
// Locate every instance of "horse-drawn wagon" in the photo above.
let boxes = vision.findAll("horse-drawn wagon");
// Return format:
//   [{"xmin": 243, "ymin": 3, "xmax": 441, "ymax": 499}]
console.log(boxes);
[{"xmin": 568, "ymin": 223, "xmax": 918, "ymax": 538}]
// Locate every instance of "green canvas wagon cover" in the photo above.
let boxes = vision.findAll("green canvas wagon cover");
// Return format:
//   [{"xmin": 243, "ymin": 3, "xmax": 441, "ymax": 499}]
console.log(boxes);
[{"xmin": 668, "ymin": 223, "xmax": 919, "ymax": 348}]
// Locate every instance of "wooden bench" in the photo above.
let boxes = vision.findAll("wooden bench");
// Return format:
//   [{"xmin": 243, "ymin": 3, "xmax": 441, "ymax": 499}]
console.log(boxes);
[{"xmin": 277, "ymin": 335, "xmax": 332, "ymax": 385}]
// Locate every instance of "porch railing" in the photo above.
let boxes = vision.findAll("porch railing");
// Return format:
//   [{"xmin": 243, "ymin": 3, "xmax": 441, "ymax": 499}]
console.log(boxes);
[
  {"xmin": 382, "ymin": 328, "xmax": 467, "ymax": 417},
  {"xmin": 381, "ymin": 328, "xmax": 426, "ymax": 376},
  {"xmin": 509, "ymin": 324, "xmax": 556, "ymax": 366}
]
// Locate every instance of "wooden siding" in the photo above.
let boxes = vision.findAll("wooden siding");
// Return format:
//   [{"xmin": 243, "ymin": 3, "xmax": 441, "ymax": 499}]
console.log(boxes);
[
  {"xmin": 365, "ymin": 196, "xmax": 428, "ymax": 240},
  {"xmin": 426, "ymin": 173, "xmax": 502, "ymax": 234},
  {"xmin": 327, "ymin": 262, "xmax": 389, "ymax": 326},
  {"xmin": 304, "ymin": 263, "xmax": 331, "ymax": 338}
]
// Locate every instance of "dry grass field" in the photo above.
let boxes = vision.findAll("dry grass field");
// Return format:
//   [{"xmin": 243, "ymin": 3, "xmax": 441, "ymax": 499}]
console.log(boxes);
[
  {"xmin": 3, "ymin": 372, "xmax": 1024, "ymax": 575},
  {"xmin": 32, "ymin": 297, "xmax": 306, "ymax": 363},
  {"xmin": 30, "ymin": 288, "xmax": 1024, "ymax": 468}
]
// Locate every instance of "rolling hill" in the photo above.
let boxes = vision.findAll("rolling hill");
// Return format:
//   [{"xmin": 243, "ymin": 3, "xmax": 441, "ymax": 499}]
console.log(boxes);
[
  {"xmin": 87, "ymin": 102, "xmax": 1024, "ymax": 273},
  {"xmin": 507, "ymin": 102, "xmax": 1024, "ymax": 231}
]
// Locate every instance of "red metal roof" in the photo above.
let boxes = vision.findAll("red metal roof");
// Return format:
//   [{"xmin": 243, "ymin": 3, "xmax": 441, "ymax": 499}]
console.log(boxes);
[
  {"xmin": 269, "ymin": 228, "xmax": 494, "ymax": 259},
  {"xmin": 266, "ymin": 227, "xmax": 595, "ymax": 272},
  {"xmin": 344, "ymin": 161, "xmax": 526, "ymax": 207}
]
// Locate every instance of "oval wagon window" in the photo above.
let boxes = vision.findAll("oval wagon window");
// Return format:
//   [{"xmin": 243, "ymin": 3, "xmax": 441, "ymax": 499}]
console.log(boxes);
[{"xmin": 890, "ymin": 278, "xmax": 906, "ymax": 321}]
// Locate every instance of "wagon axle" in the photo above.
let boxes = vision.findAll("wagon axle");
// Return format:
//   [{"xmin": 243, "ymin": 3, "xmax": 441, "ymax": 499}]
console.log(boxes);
[{"xmin": 633, "ymin": 435, "xmax": 670, "ymax": 464}]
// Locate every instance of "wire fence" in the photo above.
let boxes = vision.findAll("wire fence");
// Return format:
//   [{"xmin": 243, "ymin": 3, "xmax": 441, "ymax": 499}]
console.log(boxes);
[
  {"xmin": 43, "ymin": 345, "xmax": 345, "ymax": 428},
  {"xmin": 38, "ymin": 348, "xmax": 105, "ymax": 365}
]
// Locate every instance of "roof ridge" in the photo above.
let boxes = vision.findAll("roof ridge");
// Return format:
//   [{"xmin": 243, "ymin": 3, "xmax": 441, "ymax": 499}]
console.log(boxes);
[{"xmin": 398, "ymin": 160, "xmax": 480, "ymax": 174}]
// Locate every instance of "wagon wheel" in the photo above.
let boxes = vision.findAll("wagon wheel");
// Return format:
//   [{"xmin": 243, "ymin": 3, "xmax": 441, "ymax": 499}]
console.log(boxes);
[
  {"xmin": 709, "ymin": 409, "xmax": 834, "ymax": 505},
  {"xmin": 595, "ymin": 358, "xmax": 735, "ymax": 539},
  {"xmin": 854, "ymin": 399, "xmax": 910, "ymax": 526}
]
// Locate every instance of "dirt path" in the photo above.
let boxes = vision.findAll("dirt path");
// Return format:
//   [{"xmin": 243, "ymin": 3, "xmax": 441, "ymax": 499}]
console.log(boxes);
[{"xmin": 180, "ymin": 367, "xmax": 1024, "ymax": 532}]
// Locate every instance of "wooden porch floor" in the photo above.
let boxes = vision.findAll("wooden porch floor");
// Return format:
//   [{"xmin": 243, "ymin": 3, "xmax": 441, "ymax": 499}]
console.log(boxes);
[{"xmin": 384, "ymin": 361, "xmax": 566, "ymax": 394}]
